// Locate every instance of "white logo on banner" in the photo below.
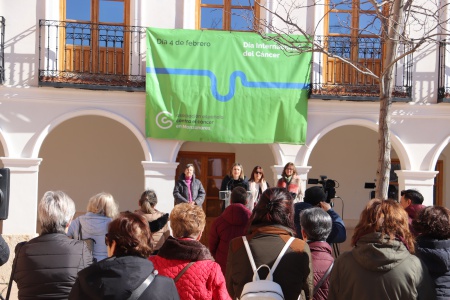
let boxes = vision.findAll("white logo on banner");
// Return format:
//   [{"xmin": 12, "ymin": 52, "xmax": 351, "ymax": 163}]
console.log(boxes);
[{"xmin": 155, "ymin": 111, "xmax": 173, "ymax": 129}]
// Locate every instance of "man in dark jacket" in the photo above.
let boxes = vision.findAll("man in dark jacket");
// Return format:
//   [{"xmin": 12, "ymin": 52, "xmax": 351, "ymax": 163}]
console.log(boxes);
[
  {"xmin": 300, "ymin": 207, "xmax": 334, "ymax": 300},
  {"xmin": 294, "ymin": 186, "xmax": 346, "ymax": 244},
  {"xmin": 400, "ymin": 189, "xmax": 426, "ymax": 236},
  {"xmin": 209, "ymin": 186, "xmax": 251, "ymax": 275}
]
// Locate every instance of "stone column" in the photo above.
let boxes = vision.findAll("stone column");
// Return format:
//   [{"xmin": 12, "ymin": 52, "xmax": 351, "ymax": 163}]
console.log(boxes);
[
  {"xmin": 395, "ymin": 170, "xmax": 439, "ymax": 206},
  {"xmin": 142, "ymin": 161, "xmax": 179, "ymax": 214},
  {"xmin": 0, "ymin": 157, "xmax": 42, "ymax": 234}
]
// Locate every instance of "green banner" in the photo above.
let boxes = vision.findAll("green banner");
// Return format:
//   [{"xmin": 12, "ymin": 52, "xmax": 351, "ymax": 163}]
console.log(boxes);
[{"xmin": 146, "ymin": 28, "xmax": 311, "ymax": 144}]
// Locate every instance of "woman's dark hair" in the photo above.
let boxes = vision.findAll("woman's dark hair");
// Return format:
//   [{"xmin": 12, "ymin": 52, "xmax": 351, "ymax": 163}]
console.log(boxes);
[
  {"xmin": 230, "ymin": 186, "xmax": 248, "ymax": 205},
  {"xmin": 139, "ymin": 189, "xmax": 158, "ymax": 214},
  {"xmin": 250, "ymin": 187, "xmax": 295, "ymax": 230},
  {"xmin": 106, "ymin": 211, "xmax": 153, "ymax": 258},
  {"xmin": 250, "ymin": 166, "xmax": 265, "ymax": 182},
  {"xmin": 413, "ymin": 206, "xmax": 450, "ymax": 240}
]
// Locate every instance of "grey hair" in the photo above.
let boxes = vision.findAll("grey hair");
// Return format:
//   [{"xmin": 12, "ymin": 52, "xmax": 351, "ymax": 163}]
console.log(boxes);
[
  {"xmin": 300, "ymin": 207, "xmax": 332, "ymax": 241},
  {"xmin": 39, "ymin": 190, "xmax": 76, "ymax": 234}
]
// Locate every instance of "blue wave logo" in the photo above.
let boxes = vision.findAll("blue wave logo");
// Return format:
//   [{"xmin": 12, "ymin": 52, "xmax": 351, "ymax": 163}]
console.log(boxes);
[{"xmin": 146, "ymin": 67, "xmax": 310, "ymax": 102}]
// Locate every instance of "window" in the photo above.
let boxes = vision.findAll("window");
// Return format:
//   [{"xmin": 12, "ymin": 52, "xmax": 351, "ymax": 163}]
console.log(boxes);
[
  {"xmin": 62, "ymin": 0, "xmax": 129, "ymax": 74},
  {"xmin": 324, "ymin": 0, "xmax": 381, "ymax": 85},
  {"xmin": 197, "ymin": 0, "xmax": 259, "ymax": 31}
]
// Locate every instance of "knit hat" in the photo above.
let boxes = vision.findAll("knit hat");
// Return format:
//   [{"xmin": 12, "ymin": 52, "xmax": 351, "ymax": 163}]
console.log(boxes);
[{"xmin": 303, "ymin": 186, "xmax": 326, "ymax": 206}]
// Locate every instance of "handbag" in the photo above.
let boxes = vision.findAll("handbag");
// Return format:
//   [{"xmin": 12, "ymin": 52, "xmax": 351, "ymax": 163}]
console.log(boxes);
[
  {"xmin": 174, "ymin": 261, "xmax": 195, "ymax": 283},
  {"xmin": 240, "ymin": 236, "xmax": 295, "ymax": 300},
  {"xmin": 127, "ymin": 269, "xmax": 158, "ymax": 300},
  {"xmin": 312, "ymin": 262, "xmax": 334, "ymax": 296},
  {"xmin": 78, "ymin": 220, "xmax": 95, "ymax": 253}
]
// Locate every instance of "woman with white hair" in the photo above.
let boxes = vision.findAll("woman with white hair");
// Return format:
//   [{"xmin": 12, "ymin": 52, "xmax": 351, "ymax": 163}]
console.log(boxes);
[
  {"xmin": 12, "ymin": 191, "xmax": 93, "ymax": 300},
  {"xmin": 67, "ymin": 192, "xmax": 119, "ymax": 261}
]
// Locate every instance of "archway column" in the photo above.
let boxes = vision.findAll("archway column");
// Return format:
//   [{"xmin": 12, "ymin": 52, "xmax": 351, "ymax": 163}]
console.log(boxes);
[
  {"xmin": 395, "ymin": 170, "xmax": 438, "ymax": 206},
  {"xmin": 0, "ymin": 157, "xmax": 42, "ymax": 234},
  {"xmin": 142, "ymin": 161, "xmax": 179, "ymax": 214}
]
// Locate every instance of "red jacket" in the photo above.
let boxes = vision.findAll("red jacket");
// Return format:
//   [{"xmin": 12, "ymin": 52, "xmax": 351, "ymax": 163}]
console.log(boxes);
[
  {"xmin": 308, "ymin": 241, "xmax": 334, "ymax": 300},
  {"xmin": 405, "ymin": 204, "xmax": 426, "ymax": 236},
  {"xmin": 149, "ymin": 237, "xmax": 231, "ymax": 300},
  {"xmin": 209, "ymin": 203, "xmax": 252, "ymax": 275}
]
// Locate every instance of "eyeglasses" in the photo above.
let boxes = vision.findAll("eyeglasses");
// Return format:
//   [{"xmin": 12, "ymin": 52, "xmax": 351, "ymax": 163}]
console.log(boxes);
[
  {"xmin": 255, "ymin": 171, "xmax": 263, "ymax": 175},
  {"xmin": 286, "ymin": 168, "xmax": 294, "ymax": 171}
]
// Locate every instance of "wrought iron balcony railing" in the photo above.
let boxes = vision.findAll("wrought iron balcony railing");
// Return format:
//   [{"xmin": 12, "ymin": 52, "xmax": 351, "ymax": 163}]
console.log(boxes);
[
  {"xmin": 310, "ymin": 36, "xmax": 413, "ymax": 101},
  {"xmin": 438, "ymin": 40, "xmax": 450, "ymax": 103},
  {"xmin": 0, "ymin": 17, "xmax": 5, "ymax": 84},
  {"xmin": 38, "ymin": 20, "xmax": 146, "ymax": 91}
]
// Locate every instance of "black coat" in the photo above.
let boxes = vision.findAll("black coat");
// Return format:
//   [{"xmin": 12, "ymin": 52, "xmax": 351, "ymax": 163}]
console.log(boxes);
[
  {"xmin": 69, "ymin": 255, "xmax": 180, "ymax": 300},
  {"xmin": 0, "ymin": 234, "xmax": 9, "ymax": 266},
  {"xmin": 416, "ymin": 237, "xmax": 450, "ymax": 300},
  {"xmin": 13, "ymin": 233, "xmax": 93, "ymax": 300},
  {"xmin": 220, "ymin": 175, "xmax": 249, "ymax": 191}
]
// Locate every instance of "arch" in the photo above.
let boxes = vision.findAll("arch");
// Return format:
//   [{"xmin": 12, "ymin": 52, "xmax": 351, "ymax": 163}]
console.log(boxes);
[
  {"xmin": 0, "ymin": 128, "xmax": 11, "ymax": 157},
  {"xmin": 428, "ymin": 135, "xmax": 450, "ymax": 171},
  {"xmin": 298, "ymin": 118, "xmax": 411, "ymax": 170},
  {"xmin": 24, "ymin": 109, "xmax": 151, "ymax": 161},
  {"xmin": 269, "ymin": 144, "xmax": 287, "ymax": 166},
  {"xmin": 168, "ymin": 140, "xmax": 185, "ymax": 162}
]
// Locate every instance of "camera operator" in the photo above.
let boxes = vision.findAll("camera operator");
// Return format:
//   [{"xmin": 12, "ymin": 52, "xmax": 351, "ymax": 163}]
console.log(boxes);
[{"xmin": 294, "ymin": 186, "xmax": 346, "ymax": 244}]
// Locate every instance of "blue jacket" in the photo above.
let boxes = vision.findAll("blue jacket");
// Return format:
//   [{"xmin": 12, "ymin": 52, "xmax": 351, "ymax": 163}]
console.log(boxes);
[
  {"xmin": 67, "ymin": 212, "xmax": 112, "ymax": 261},
  {"xmin": 294, "ymin": 202, "xmax": 346, "ymax": 244}
]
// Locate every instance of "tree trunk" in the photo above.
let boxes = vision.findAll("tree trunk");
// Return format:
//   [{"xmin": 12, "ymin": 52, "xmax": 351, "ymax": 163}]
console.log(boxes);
[
  {"xmin": 376, "ymin": 90, "xmax": 392, "ymax": 199},
  {"xmin": 375, "ymin": 0, "xmax": 404, "ymax": 200}
]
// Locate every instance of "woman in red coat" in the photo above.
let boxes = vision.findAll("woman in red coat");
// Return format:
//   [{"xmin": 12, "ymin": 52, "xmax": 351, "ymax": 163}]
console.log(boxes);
[
  {"xmin": 150, "ymin": 203, "xmax": 231, "ymax": 300},
  {"xmin": 209, "ymin": 187, "xmax": 252, "ymax": 275}
]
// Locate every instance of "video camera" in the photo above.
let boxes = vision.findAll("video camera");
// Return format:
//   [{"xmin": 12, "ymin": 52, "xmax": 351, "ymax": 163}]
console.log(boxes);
[
  {"xmin": 307, "ymin": 175, "xmax": 338, "ymax": 203},
  {"xmin": 364, "ymin": 181, "xmax": 399, "ymax": 200}
]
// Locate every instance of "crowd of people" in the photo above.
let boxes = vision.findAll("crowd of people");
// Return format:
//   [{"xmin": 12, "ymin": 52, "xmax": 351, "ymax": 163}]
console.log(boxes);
[{"xmin": 1, "ymin": 161, "xmax": 449, "ymax": 300}]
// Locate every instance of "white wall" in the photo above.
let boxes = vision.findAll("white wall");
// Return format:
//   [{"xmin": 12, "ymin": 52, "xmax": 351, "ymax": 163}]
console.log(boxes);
[{"xmin": 38, "ymin": 116, "xmax": 146, "ymax": 216}]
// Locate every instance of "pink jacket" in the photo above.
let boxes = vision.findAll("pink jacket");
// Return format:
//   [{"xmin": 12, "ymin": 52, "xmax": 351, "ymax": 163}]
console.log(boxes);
[{"xmin": 149, "ymin": 237, "xmax": 231, "ymax": 300}]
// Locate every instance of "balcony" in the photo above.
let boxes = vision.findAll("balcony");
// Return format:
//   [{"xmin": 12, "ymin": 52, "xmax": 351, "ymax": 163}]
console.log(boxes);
[
  {"xmin": 38, "ymin": 20, "xmax": 146, "ymax": 92},
  {"xmin": 310, "ymin": 36, "xmax": 413, "ymax": 101},
  {"xmin": 0, "ymin": 17, "xmax": 5, "ymax": 84},
  {"xmin": 438, "ymin": 40, "xmax": 450, "ymax": 103}
]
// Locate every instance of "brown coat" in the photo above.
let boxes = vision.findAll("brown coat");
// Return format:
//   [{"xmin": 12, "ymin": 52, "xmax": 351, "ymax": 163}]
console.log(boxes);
[
  {"xmin": 226, "ymin": 225, "xmax": 314, "ymax": 300},
  {"xmin": 135, "ymin": 209, "xmax": 170, "ymax": 251}
]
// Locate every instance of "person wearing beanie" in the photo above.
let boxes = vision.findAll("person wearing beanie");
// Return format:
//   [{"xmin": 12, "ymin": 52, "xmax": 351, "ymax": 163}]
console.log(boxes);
[{"xmin": 294, "ymin": 186, "xmax": 346, "ymax": 244}]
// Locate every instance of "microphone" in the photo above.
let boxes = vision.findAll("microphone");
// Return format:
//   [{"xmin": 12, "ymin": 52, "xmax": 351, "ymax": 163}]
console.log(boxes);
[{"xmin": 227, "ymin": 176, "xmax": 233, "ymax": 191}]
